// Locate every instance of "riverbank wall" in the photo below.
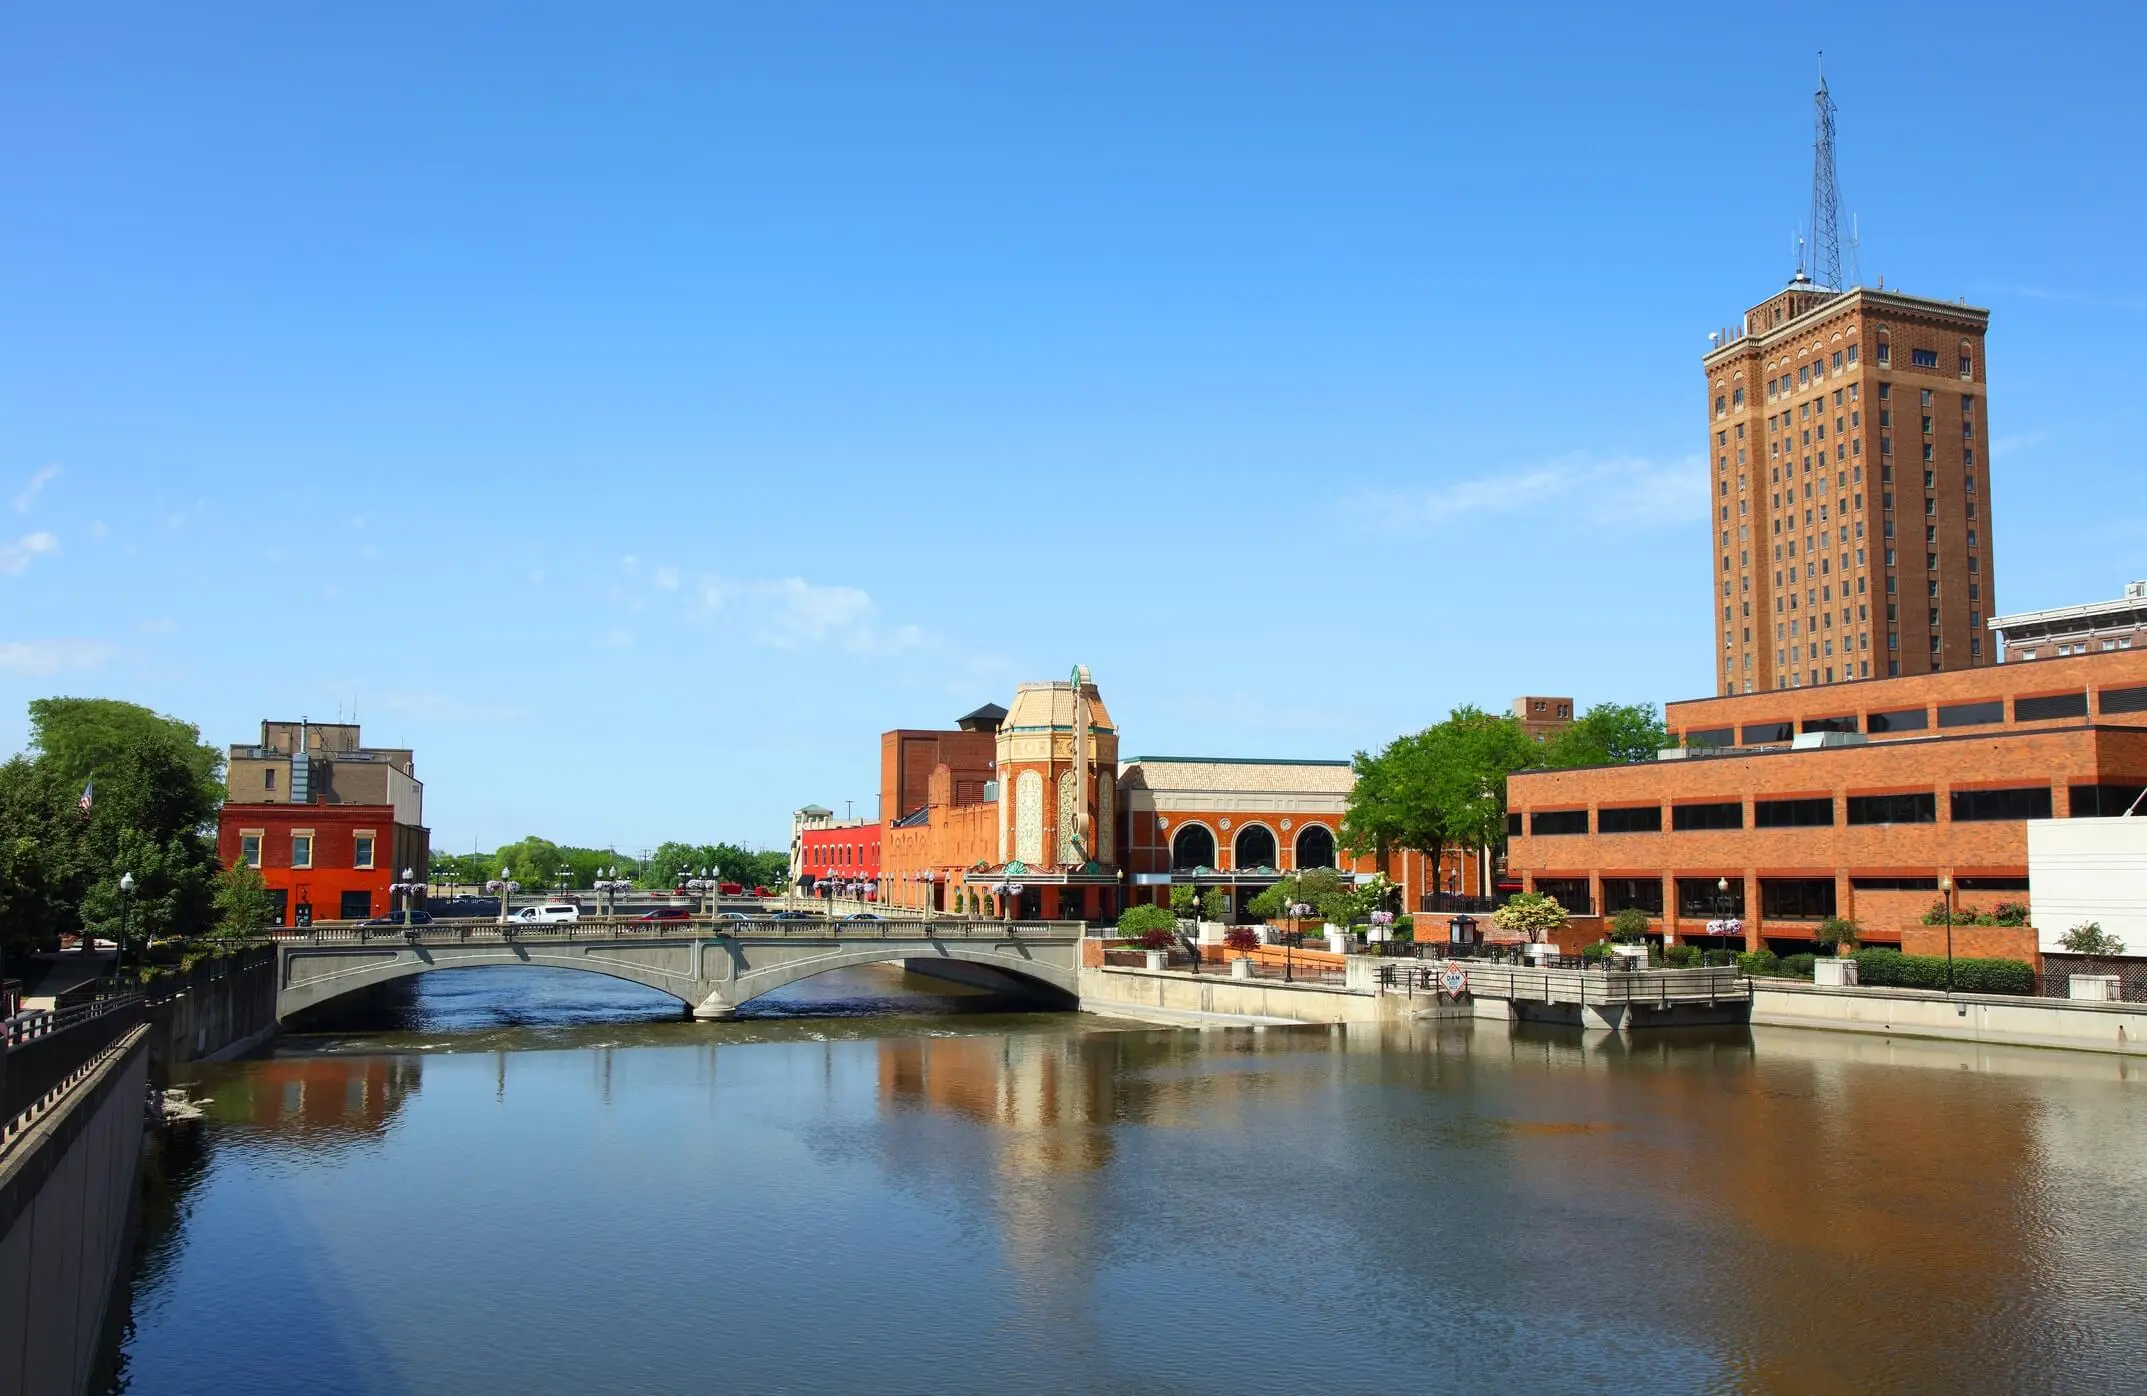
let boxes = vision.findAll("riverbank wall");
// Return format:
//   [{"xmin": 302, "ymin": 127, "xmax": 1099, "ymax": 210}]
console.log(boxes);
[
  {"xmin": 0, "ymin": 1023, "xmax": 151, "ymax": 1396},
  {"xmin": 1077, "ymin": 965, "xmax": 1460, "ymax": 1026},
  {"xmin": 153, "ymin": 948, "xmax": 280, "ymax": 1064},
  {"xmin": 1750, "ymin": 980, "xmax": 2147, "ymax": 1056}
]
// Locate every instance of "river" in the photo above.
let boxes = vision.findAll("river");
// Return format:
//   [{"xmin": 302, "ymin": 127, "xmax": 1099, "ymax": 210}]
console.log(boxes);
[{"xmin": 104, "ymin": 965, "xmax": 2147, "ymax": 1393}]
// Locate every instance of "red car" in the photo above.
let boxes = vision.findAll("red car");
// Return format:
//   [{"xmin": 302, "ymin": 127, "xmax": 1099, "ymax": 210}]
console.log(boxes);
[{"xmin": 638, "ymin": 906, "xmax": 693, "ymax": 922}]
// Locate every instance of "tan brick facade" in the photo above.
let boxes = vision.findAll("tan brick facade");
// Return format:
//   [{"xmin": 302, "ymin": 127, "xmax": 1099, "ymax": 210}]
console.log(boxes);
[{"xmin": 1705, "ymin": 283, "xmax": 1993, "ymax": 696}]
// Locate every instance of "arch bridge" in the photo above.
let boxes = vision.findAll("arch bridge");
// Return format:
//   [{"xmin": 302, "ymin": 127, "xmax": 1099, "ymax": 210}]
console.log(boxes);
[{"xmin": 272, "ymin": 919, "xmax": 1086, "ymax": 1021}]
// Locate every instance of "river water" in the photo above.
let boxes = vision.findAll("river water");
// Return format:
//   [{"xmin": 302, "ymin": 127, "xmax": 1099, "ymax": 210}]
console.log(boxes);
[{"xmin": 106, "ymin": 966, "xmax": 2147, "ymax": 1394}]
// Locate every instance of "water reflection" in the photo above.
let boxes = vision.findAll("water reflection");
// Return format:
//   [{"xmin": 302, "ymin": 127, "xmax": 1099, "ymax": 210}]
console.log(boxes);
[{"xmin": 114, "ymin": 978, "xmax": 2147, "ymax": 1395}]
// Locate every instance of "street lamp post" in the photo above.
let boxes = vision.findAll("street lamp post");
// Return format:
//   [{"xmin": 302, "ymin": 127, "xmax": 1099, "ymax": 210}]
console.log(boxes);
[
  {"xmin": 116, "ymin": 872, "xmax": 135, "ymax": 985},
  {"xmin": 1940, "ymin": 874, "xmax": 1956, "ymax": 993},
  {"xmin": 489, "ymin": 866, "xmax": 519, "ymax": 925},
  {"xmin": 389, "ymin": 868, "xmax": 424, "ymax": 927}
]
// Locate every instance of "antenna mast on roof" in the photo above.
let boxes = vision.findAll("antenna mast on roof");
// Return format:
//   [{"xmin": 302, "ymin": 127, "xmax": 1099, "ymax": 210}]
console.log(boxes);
[{"xmin": 1808, "ymin": 54, "xmax": 1844, "ymax": 291}]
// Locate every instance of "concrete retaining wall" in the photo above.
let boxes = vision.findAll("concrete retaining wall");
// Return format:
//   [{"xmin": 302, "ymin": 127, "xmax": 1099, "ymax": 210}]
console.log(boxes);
[
  {"xmin": 1078, "ymin": 966, "xmax": 1413, "ymax": 1026},
  {"xmin": 0, "ymin": 1025, "xmax": 150, "ymax": 1396},
  {"xmin": 1751, "ymin": 980, "xmax": 2147, "ymax": 1056}
]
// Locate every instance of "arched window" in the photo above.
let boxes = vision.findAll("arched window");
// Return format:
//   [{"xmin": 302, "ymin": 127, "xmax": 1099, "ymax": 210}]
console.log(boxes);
[
  {"xmin": 1171, "ymin": 824, "xmax": 1215, "ymax": 871},
  {"xmin": 1295, "ymin": 824, "xmax": 1336, "ymax": 869},
  {"xmin": 1233, "ymin": 824, "xmax": 1276, "ymax": 871}
]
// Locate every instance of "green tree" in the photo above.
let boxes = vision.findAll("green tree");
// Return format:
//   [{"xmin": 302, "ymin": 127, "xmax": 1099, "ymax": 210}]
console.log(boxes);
[
  {"xmin": 1168, "ymin": 884, "xmax": 1198, "ymax": 918},
  {"xmin": 1608, "ymin": 907, "xmax": 1652, "ymax": 943},
  {"xmin": 1199, "ymin": 888, "xmax": 1228, "ymax": 923},
  {"xmin": 79, "ymin": 827, "xmax": 215, "ymax": 955},
  {"xmin": 211, "ymin": 856, "xmax": 277, "ymax": 940},
  {"xmin": 492, "ymin": 835, "xmax": 566, "ymax": 887},
  {"xmin": 1540, "ymin": 702, "xmax": 1669, "ymax": 769},
  {"xmin": 1492, "ymin": 891, "xmax": 1569, "ymax": 941},
  {"xmin": 29, "ymin": 697, "xmax": 223, "ymax": 814},
  {"xmin": 1342, "ymin": 728, "xmax": 1451, "ymax": 876}
]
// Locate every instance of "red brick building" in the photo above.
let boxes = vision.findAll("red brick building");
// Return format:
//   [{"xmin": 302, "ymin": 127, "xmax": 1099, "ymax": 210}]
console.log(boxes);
[
  {"xmin": 1505, "ymin": 649, "xmax": 2147, "ymax": 957},
  {"xmin": 217, "ymin": 720, "xmax": 428, "ymax": 925},
  {"xmin": 798, "ymin": 820, "xmax": 880, "ymax": 894}
]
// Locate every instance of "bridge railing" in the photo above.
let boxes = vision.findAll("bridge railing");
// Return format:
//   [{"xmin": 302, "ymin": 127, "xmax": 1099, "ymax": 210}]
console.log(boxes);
[
  {"xmin": 264, "ymin": 918, "xmax": 1084, "ymax": 946},
  {"xmin": 1447, "ymin": 964, "xmax": 1750, "ymax": 1005},
  {"xmin": 2, "ymin": 993, "xmax": 148, "ymax": 1157}
]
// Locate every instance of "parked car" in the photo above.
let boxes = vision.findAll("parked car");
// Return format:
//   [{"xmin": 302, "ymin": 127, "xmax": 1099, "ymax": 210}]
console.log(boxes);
[
  {"xmin": 638, "ymin": 906, "xmax": 693, "ymax": 922},
  {"xmin": 719, "ymin": 911, "xmax": 751, "ymax": 921},
  {"xmin": 842, "ymin": 912, "xmax": 885, "ymax": 922},
  {"xmin": 513, "ymin": 904, "xmax": 581, "ymax": 926},
  {"xmin": 770, "ymin": 910, "xmax": 820, "ymax": 921},
  {"xmin": 719, "ymin": 881, "xmax": 744, "ymax": 895},
  {"xmin": 363, "ymin": 910, "xmax": 434, "ymax": 927}
]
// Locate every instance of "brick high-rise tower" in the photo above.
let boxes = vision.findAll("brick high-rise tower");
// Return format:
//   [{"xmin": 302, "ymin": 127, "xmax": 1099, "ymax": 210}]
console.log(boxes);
[{"xmin": 1700, "ymin": 76, "xmax": 1996, "ymax": 695}]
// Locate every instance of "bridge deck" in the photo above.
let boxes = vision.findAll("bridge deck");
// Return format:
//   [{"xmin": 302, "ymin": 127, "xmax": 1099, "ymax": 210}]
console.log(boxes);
[{"xmin": 268, "ymin": 918, "xmax": 1082, "ymax": 946}]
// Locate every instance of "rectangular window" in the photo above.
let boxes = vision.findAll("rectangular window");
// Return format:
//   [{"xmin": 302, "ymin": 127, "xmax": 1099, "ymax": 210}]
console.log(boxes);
[
  {"xmin": 1740, "ymin": 721, "xmax": 1795, "ymax": 744},
  {"xmin": 1684, "ymin": 726, "xmax": 1736, "ymax": 749},
  {"xmin": 1849, "ymin": 875, "xmax": 1942, "ymax": 892},
  {"xmin": 354, "ymin": 833, "xmax": 377, "ymax": 870},
  {"xmin": 2071, "ymin": 784, "xmax": 2147, "ymax": 817},
  {"xmin": 1760, "ymin": 878, "xmax": 1837, "ymax": 920},
  {"xmin": 1847, "ymin": 793, "xmax": 1937, "ymax": 825},
  {"xmin": 1802, "ymin": 715, "xmax": 1857, "ymax": 734},
  {"xmin": 1864, "ymin": 706, "xmax": 1929, "ymax": 734},
  {"xmin": 2096, "ymin": 684, "xmax": 2147, "ymax": 715},
  {"xmin": 1937, "ymin": 700, "xmax": 2005, "ymax": 728},
  {"xmin": 1506, "ymin": 812, "xmax": 1523, "ymax": 838},
  {"xmin": 1671, "ymin": 801, "xmax": 1744, "ymax": 831},
  {"xmin": 2014, "ymin": 692, "xmax": 2088, "ymax": 722},
  {"xmin": 264, "ymin": 767, "xmax": 277, "ymax": 792},
  {"xmin": 1912, "ymin": 348, "xmax": 1939, "ymax": 368},
  {"xmin": 1754, "ymin": 797, "xmax": 1835, "ymax": 828},
  {"xmin": 1601, "ymin": 878, "xmax": 1664, "ymax": 915},
  {"xmin": 1676, "ymin": 877, "xmax": 1745, "ymax": 917},
  {"xmin": 1950, "ymin": 787, "xmax": 2054, "ymax": 822},
  {"xmin": 239, "ymin": 832, "xmax": 263, "ymax": 867},
  {"xmin": 292, "ymin": 833, "xmax": 314, "ymax": 869},
  {"xmin": 1955, "ymin": 876, "xmax": 2029, "ymax": 892},
  {"xmin": 340, "ymin": 890, "xmax": 374, "ymax": 920},
  {"xmin": 1596, "ymin": 806, "xmax": 1663, "ymax": 834},
  {"xmin": 1529, "ymin": 810, "xmax": 1590, "ymax": 836},
  {"xmin": 1531, "ymin": 879, "xmax": 1593, "ymax": 915}
]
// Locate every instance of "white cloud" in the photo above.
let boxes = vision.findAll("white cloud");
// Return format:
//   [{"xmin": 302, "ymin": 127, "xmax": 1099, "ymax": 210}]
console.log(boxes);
[
  {"xmin": 1344, "ymin": 453, "xmax": 1703, "ymax": 536},
  {"xmin": 600, "ymin": 627, "xmax": 633, "ymax": 648},
  {"xmin": 695, "ymin": 575, "xmax": 929, "ymax": 655},
  {"xmin": 88, "ymin": 521, "xmax": 109, "ymax": 541},
  {"xmin": 653, "ymin": 565, "xmax": 680, "ymax": 591},
  {"xmin": 0, "ymin": 638, "xmax": 116, "ymax": 675},
  {"xmin": 13, "ymin": 465, "xmax": 59, "ymax": 514},
  {"xmin": 349, "ymin": 513, "xmax": 370, "ymax": 531},
  {"xmin": 0, "ymin": 532, "xmax": 59, "ymax": 575}
]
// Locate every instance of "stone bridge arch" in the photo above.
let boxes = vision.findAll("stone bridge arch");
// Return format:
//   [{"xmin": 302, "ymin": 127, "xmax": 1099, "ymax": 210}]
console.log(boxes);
[{"xmin": 274, "ymin": 929, "xmax": 1084, "ymax": 1023}]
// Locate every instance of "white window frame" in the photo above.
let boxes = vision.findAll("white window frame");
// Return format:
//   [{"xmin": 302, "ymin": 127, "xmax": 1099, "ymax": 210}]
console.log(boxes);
[
  {"xmin": 353, "ymin": 829, "xmax": 377, "ymax": 871},
  {"xmin": 240, "ymin": 830, "xmax": 264, "ymax": 868},
  {"xmin": 291, "ymin": 830, "xmax": 315, "ymax": 870}
]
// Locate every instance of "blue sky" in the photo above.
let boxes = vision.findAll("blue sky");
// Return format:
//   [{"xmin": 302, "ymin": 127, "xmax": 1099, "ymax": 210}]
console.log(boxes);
[{"xmin": 4, "ymin": 3, "xmax": 2143, "ymax": 856}]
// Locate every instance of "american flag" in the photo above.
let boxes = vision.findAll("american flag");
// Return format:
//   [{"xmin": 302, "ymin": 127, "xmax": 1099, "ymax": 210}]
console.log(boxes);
[{"xmin": 78, "ymin": 778, "xmax": 93, "ymax": 814}]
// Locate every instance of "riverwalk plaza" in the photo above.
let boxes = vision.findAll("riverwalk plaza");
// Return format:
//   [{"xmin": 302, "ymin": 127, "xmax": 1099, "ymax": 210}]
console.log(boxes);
[{"xmin": 1505, "ymin": 645, "xmax": 2147, "ymax": 959}]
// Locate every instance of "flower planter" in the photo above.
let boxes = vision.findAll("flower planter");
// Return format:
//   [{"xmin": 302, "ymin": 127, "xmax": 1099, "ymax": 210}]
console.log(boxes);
[
  {"xmin": 1230, "ymin": 957, "xmax": 1254, "ymax": 980},
  {"xmin": 1145, "ymin": 950, "xmax": 1168, "ymax": 971}
]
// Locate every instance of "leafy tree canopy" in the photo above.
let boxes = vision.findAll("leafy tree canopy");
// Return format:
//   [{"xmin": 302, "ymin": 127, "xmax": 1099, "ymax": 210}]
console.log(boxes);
[
  {"xmin": 29, "ymin": 697, "xmax": 223, "ymax": 814},
  {"xmin": 1345, "ymin": 705, "xmax": 1538, "ymax": 864},
  {"xmin": 1540, "ymin": 702, "xmax": 1668, "ymax": 769}
]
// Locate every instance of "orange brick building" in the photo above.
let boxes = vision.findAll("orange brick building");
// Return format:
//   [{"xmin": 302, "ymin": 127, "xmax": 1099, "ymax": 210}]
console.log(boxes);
[
  {"xmin": 216, "ymin": 720, "xmax": 428, "ymax": 925},
  {"xmin": 1505, "ymin": 649, "xmax": 2147, "ymax": 956}
]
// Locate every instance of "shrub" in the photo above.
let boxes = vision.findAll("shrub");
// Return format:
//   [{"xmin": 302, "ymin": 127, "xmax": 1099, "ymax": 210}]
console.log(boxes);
[
  {"xmin": 2060, "ymin": 921, "xmax": 2127, "ymax": 956},
  {"xmin": 1168, "ymin": 886, "xmax": 1199, "ymax": 918},
  {"xmin": 1117, "ymin": 904, "xmax": 1176, "ymax": 937},
  {"xmin": 1737, "ymin": 949, "xmax": 1781, "ymax": 977},
  {"xmin": 1779, "ymin": 953, "xmax": 1817, "ymax": 980},
  {"xmin": 1662, "ymin": 944, "xmax": 1702, "ymax": 968},
  {"xmin": 1608, "ymin": 908, "xmax": 1652, "ymax": 943},
  {"xmin": 1393, "ymin": 915, "xmax": 1415, "ymax": 941},
  {"xmin": 1852, "ymin": 947, "xmax": 2035, "ymax": 996},
  {"xmin": 1991, "ymin": 901, "xmax": 2031, "ymax": 928},
  {"xmin": 1580, "ymin": 941, "xmax": 1609, "ymax": 962},
  {"xmin": 1199, "ymin": 888, "xmax": 1229, "ymax": 923},
  {"xmin": 1223, "ymin": 926, "xmax": 1260, "ymax": 954},
  {"xmin": 1814, "ymin": 916, "xmax": 1860, "ymax": 953}
]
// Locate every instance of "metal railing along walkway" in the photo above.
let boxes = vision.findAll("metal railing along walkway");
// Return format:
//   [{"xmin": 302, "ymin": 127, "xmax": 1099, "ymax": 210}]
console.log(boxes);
[
  {"xmin": 2, "ymin": 994, "xmax": 148, "ymax": 1155},
  {"xmin": 1378, "ymin": 963, "xmax": 1749, "ymax": 1005}
]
